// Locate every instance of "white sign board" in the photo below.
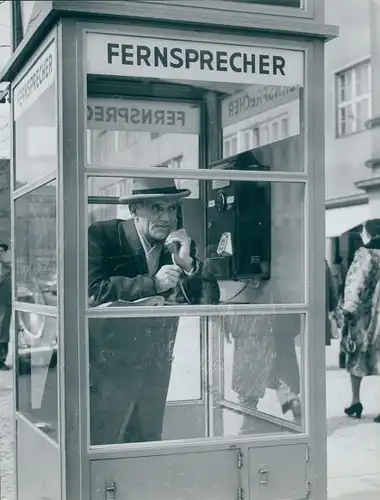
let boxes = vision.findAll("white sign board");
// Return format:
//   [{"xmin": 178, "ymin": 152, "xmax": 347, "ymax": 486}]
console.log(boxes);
[
  {"xmin": 222, "ymin": 84, "xmax": 300, "ymax": 128},
  {"xmin": 86, "ymin": 33, "xmax": 304, "ymax": 87},
  {"xmin": 87, "ymin": 98, "xmax": 199, "ymax": 134},
  {"xmin": 13, "ymin": 41, "xmax": 56, "ymax": 121}
]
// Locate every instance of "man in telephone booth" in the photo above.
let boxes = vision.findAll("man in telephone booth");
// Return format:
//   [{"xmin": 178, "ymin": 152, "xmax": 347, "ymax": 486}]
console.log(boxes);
[{"xmin": 87, "ymin": 177, "xmax": 219, "ymax": 445}]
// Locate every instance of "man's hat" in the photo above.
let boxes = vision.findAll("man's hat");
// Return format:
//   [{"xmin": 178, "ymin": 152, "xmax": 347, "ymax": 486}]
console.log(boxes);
[
  {"xmin": 0, "ymin": 242, "xmax": 8, "ymax": 251},
  {"xmin": 119, "ymin": 178, "xmax": 191, "ymax": 204}
]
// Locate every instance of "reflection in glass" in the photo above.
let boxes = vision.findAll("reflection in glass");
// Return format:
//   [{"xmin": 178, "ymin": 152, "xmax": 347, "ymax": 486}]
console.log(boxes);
[
  {"xmin": 88, "ymin": 313, "xmax": 303, "ymax": 446},
  {"xmin": 217, "ymin": 314, "xmax": 304, "ymax": 436},
  {"xmin": 16, "ymin": 312, "xmax": 58, "ymax": 441},
  {"xmin": 222, "ymin": 84, "xmax": 303, "ymax": 171},
  {"xmin": 87, "ymin": 98, "xmax": 199, "ymax": 195},
  {"xmin": 15, "ymin": 181, "xmax": 57, "ymax": 305}
]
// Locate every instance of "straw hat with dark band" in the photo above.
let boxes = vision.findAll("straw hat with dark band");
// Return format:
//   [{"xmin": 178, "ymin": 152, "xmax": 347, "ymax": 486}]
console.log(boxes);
[{"xmin": 119, "ymin": 178, "xmax": 191, "ymax": 204}]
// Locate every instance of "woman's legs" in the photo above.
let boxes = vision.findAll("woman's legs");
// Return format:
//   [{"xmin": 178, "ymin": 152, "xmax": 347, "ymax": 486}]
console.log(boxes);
[{"xmin": 350, "ymin": 374, "xmax": 362, "ymax": 404}]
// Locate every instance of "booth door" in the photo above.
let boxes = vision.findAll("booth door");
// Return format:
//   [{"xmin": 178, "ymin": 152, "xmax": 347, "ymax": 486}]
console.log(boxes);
[{"xmin": 85, "ymin": 48, "xmax": 312, "ymax": 499}]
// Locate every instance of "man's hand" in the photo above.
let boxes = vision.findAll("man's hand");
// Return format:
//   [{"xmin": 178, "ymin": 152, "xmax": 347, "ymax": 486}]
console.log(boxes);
[
  {"xmin": 154, "ymin": 264, "xmax": 182, "ymax": 293},
  {"xmin": 165, "ymin": 229, "xmax": 194, "ymax": 273}
]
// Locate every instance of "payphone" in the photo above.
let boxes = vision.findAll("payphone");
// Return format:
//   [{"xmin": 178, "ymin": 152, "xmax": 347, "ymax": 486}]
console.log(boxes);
[{"xmin": 206, "ymin": 148, "xmax": 271, "ymax": 282}]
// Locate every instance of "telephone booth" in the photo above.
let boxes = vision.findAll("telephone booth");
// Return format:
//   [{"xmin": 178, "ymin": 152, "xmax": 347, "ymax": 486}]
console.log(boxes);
[{"xmin": 1, "ymin": 1, "xmax": 338, "ymax": 499}]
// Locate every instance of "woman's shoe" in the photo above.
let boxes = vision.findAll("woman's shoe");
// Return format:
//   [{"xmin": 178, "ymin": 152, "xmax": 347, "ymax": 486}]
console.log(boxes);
[
  {"xmin": 374, "ymin": 414, "xmax": 380, "ymax": 423},
  {"xmin": 344, "ymin": 402, "xmax": 363, "ymax": 419}
]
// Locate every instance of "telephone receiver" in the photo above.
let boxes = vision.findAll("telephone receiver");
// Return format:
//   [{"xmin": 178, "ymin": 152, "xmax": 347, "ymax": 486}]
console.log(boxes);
[
  {"xmin": 164, "ymin": 236, "xmax": 181, "ymax": 255},
  {"xmin": 164, "ymin": 204, "xmax": 184, "ymax": 255}
]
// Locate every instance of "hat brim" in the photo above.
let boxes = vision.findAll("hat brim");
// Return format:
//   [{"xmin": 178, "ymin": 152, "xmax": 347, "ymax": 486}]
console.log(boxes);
[{"xmin": 119, "ymin": 189, "xmax": 191, "ymax": 204}]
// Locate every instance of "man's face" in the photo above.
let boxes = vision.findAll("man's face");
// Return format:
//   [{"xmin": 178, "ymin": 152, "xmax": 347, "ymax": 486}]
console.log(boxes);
[
  {"xmin": 0, "ymin": 248, "xmax": 5, "ymax": 263},
  {"xmin": 132, "ymin": 200, "xmax": 178, "ymax": 242}
]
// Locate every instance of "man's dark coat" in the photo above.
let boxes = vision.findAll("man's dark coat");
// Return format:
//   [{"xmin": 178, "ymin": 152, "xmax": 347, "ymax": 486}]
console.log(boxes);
[{"xmin": 88, "ymin": 219, "xmax": 219, "ymax": 445}]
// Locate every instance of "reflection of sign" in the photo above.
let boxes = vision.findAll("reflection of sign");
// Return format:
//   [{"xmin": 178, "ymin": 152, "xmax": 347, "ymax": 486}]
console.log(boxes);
[
  {"xmin": 87, "ymin": 98, "xmax": 199, "ymax": 134},
  {"xmin": 222, "ymin": 84, "xmax": 299, "ymax": 127},
  {"xmin": 14, "ymin": 41, "xmax": 56, "ymax": 121},
  {"xmin": 86, "ymin": 33, "xmax": 304, "ymax": 86}
]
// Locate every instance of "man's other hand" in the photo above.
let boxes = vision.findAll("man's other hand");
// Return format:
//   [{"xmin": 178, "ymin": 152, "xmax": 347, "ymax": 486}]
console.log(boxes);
[{"xmin": 154, "ymin": 264, "xmax": 182, "ymax": 293}]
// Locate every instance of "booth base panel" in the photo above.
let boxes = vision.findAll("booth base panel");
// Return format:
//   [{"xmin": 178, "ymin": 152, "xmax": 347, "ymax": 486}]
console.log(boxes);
[
  {"xmin": 90, "ymin": 450, "xmax": 239, "ymax": 500},
  {"xmin": 90, "ymin": 444, "xmax": 308, "ymax": 500},
  {"xmin": 16, "ymin": 415, "xmax": 60, "ymax": 500}
]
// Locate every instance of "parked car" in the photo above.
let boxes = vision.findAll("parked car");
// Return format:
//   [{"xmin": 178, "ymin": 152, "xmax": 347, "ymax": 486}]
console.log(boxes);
[{"xmin": 16, "ymin": 277, "xmax": 57, "ymax": 375}]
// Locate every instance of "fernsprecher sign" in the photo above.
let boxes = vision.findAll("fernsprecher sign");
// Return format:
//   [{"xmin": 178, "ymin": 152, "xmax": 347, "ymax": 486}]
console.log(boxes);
[
  {"xmin": 13, "ymin": 40, "xmax": 56, "ymax": 121},
  {"xmin": 87, "ymin": 99, "xmax": 199, "ymax": 134},
  {"xmin": 222, "ymin": 84, "xmax": 300, "ymax": 127},
  {"xmin": 86, "ymin": 33, "xmax": 304, "ymax": 87}
]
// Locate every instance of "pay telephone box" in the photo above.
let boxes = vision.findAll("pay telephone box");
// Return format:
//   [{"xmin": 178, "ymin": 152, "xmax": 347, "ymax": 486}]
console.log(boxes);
[{"xmin": 206, "ymin": 149, "xmax": 271, "ymax": 281}]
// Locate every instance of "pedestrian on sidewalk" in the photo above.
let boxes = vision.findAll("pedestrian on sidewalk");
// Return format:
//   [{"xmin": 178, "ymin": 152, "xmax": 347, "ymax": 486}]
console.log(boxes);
[
  {"xmin": 0, "ymin": 241, "xmax": 11, "ymax": 371},
  {"xmin": 340, "ymin": 219, "xmax": 380, "ymax": 422},
  {"xmin": 326, "ymin": 259, "xmax": 339, "ymax": 346}
]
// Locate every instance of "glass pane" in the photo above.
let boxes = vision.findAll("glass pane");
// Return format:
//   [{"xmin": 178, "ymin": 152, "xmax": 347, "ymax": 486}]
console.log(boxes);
[
  {"xmin": 87, "ymin": 98, "xmax": 200, "ymax": 175},
  {"xmin": 167, "ymin": 316, "xmax": 201, "ymax": 401},
  {"xmin": 87, "ymin": 176, "xmax": 305, "ymax": 307},
  {"xmin": 221, "ymin": 84, "xmax": 303, "ymax": 170},
  {"xmin": 355, "ymin": 62, "xmax": 370, "ymax": 97},
  {"xmin": 13, "ymin": 41, "xmax": 56, "ymax": 187},
  {"xmin": 0, "ymin": 2, "xmax": 11, "ymax": 69},
  {"xmin": 15, "ymin": 181, "xmax": 57, "ymax": 305},
  {"xmin": 227, "ymin": 0, "xmax": 301, "ymax": 6},
  {"xmin": 88, "ymin": 312, "xmax": 304, "ymax": 446},
  {"xmin": 215, "ymin": 314, "xmax": 305, "ymax": 436},
  {"xmin": 16, "ymin": 312, "xmax": 58, "ymax": 441}
]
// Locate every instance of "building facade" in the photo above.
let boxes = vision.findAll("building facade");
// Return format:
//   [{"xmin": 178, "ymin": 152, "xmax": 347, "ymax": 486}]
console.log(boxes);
[{"xmin": 325, "ymin": 0, "xmax": 379, "ymax": 281}]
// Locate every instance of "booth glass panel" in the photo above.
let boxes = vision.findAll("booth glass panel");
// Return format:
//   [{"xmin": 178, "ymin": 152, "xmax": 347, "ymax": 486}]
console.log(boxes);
[
  {"xmin": 87, "ymin": 312, "xmax": 305, "ymax": 446},
  {"xmin": 215, "ymin": 313, "xmax": 305, "ymax": 436},
  {"xmin": 13, "ymin": 40, "xmax": 56, "ymax": 187},
  {"xmin": 87, "ymin": 99, "xmax": 200, "ymax": 179},
  {"xmin": 14, "ymin": 181, "xmax": 57, "ymax": 305},
  {"xmin": 16, "ymin": 311, "xmax": 58, "ymax": 441},
  {"xmin": 227, "ymin": 0, "xmax": 302, "ymax": 7},
  {"xmin": 87, "ymin": 176, "xmax": 305, "ymax": 306},
  {"xmin": 86, "ymin": 84, "xmax": 303, "ymax": 174},
  {"xmin": 221, "ymin": 85, "xmax": 303, "ymax": 171}
]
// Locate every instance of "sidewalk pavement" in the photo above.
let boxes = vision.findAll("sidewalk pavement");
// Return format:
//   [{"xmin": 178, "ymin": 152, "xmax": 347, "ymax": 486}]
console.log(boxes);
[{"xmin": 326, "ymin": 339, "xmax": 380, "ymax": 500}]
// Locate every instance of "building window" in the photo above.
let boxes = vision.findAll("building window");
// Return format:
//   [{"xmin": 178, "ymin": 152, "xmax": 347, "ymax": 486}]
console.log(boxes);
[
  {"xmin": 223, "ymin": 135, "xmax": 238, "ymax": 157},
  {"xmin": 336, "ymin": 60, "xmax": 371, "ymax": 137}
]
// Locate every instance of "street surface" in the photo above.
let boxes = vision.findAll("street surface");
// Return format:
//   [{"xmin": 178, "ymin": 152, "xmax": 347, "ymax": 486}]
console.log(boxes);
[{"xmin": 0, "ymin": 337, "xmax": 379, "ymax": 500}]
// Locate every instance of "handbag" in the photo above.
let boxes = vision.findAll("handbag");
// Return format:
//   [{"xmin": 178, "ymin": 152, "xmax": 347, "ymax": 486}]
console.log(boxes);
[{"xmin": 340, "ymin": 319, "xmax": 358, "ymax": 356}]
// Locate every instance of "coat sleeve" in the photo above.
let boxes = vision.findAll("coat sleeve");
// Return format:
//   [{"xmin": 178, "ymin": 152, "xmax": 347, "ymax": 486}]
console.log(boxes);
[
  {"xmin": 343, "ymin": 247, "xmax": 372, "ymax": 316},
  {"xmin": 88, "ymin": 223, "xmax": 157, "ymax": 306}
]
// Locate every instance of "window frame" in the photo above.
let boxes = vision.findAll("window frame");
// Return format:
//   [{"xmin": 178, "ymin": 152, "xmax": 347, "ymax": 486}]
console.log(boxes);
[{"xmin": 335, "ymin": 59, "xmax": 372, "ymax": 138}]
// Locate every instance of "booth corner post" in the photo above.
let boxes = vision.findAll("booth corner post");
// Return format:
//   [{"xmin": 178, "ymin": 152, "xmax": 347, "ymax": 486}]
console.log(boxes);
[{"xmin": 1, "ymin": 1, "xmax": 338, "ymax": 500}]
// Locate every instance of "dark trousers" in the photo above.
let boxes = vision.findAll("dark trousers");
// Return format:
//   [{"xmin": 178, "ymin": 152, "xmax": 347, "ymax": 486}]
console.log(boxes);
[
  {"xmin": 0, "ymin": 305, "xmax": 11, "ymax": 364},
  {"xmin": 89, "ymin": 317, "xmax": 177, "ymax": 446}
]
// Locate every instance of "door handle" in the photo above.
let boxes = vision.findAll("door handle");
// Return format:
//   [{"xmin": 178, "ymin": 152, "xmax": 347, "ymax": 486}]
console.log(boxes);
[
  {"xmin": 106, "ymin": 481, "xmax": 117, "ymax": 500},
  {"xmin": 259, "ymin": 465, "xmax": 269, "ymax": 485}
]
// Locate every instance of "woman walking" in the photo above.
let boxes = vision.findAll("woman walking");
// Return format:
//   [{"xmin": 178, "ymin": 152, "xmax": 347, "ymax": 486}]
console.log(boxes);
[{"xmin": 341, "ymin": 219, "xmax": 380, "ymax": 422}]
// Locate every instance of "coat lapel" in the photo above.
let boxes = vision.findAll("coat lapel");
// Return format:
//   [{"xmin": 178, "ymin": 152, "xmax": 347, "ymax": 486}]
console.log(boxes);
[{"xmin": 117, "ymin": 219, "xmax": 149, "ymax": 275}]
